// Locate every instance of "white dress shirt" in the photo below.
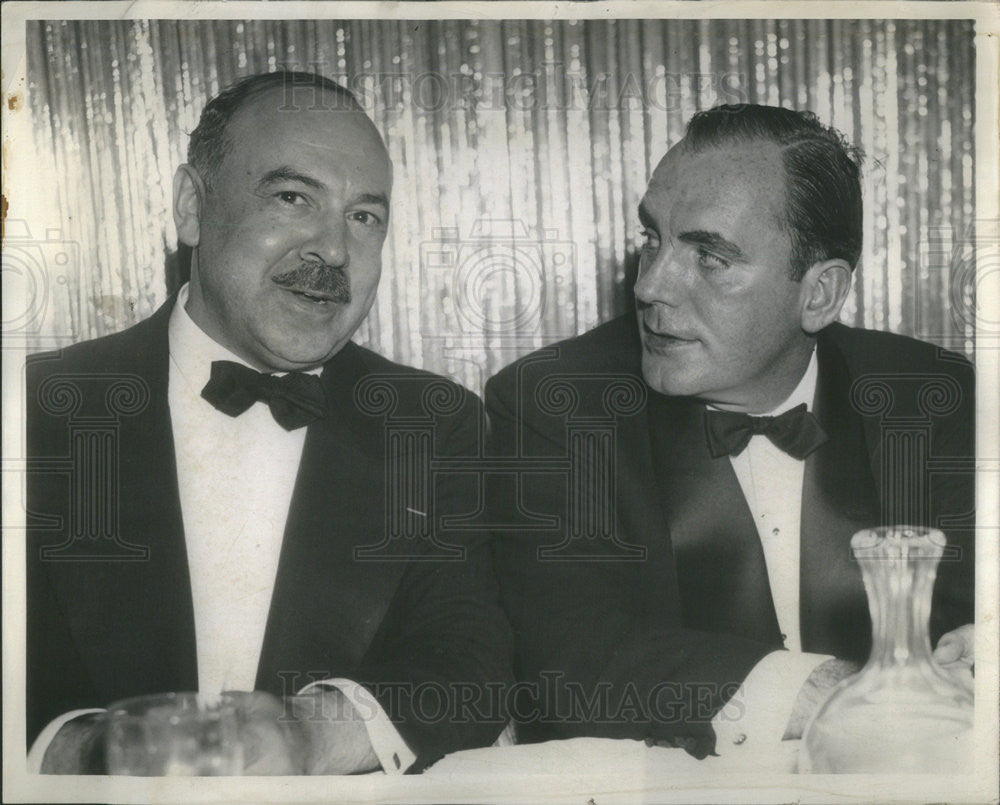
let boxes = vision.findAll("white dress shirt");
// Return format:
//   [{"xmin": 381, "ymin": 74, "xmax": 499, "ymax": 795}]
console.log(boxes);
[
  {"xmin": 168, "ymin": 285, "xmax": 309, "ymax": 695},
  {"xmin": 710, "ymin": 349, "xmax": 833, "ymax": 752},
  {"xmin": 727, "ymin": 347, "xmax": 818, "ymax": 653},
  {"xmin": 29, "ymin": 285, "xmax": 415, "ymax": 774}
]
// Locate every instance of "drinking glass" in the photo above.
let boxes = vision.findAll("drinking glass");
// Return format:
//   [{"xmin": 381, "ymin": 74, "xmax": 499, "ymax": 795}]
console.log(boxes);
[{"xmin": 105, "ymin": 691, "xmax": 244, "ymax": 775}]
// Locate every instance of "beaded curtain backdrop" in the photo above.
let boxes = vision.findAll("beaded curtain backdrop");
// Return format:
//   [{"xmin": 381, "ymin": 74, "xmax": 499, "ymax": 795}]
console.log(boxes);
[{"xmin": 23, "ymin": 18, "xmax": 976, "ymax": 392}]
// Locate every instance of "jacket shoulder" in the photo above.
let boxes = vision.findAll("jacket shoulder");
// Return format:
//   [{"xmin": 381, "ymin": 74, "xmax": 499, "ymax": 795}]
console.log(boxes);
[
  {"xmin": 28, "ymin": 328, "xmax": 141, "ymax": 378},
  {"xmin": 824, "ymin": 322, "xmax": 973, "ymax": 380},
  {"xmin": 487, "ymin": 314, "xmax": 641, "ymax": 397},
  {"xmin": 344, "ymin": 342, "xmax": 482, "ymax": 416},
  {"xmin": 26, "ymin": 303, "xmax": 171, "ymax": 385},
  {"xmin": 349, "ymin": 342, "xmax": 474, "ymax": 388}
]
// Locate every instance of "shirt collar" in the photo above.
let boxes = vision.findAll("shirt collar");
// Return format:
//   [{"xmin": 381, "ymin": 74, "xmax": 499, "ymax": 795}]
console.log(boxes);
[
  {"xmin": 169, "ymin": 284, "xmax": 255, "ymax": 395},
  {"xmin": 766, "ymin": 346, "xmax": 819, "ymax": 416}
]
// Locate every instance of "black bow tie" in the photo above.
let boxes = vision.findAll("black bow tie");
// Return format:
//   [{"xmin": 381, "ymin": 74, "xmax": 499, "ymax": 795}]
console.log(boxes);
[
  {"xmin": 201, "ymin": 360, "xmax": 327, "ymax": 431},
  {"xmin": 704, "ymin": 403, "xmax": 827, "ymax": 460}
]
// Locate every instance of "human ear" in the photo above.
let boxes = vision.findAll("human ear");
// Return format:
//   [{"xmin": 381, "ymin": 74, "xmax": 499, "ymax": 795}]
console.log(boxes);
[
  {"xmin": 173, "ymin": 164, "xmax": 205, "ymax": 248},
  {"xmin": 799, "ymin": 259, "xmax": 853, "ymax": 334}
]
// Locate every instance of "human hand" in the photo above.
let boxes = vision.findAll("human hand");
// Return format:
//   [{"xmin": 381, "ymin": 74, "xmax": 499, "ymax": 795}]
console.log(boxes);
[
  {"xmin": 933, "ymin": 623, "xmax": 974, "ymax": 685},
  {"xmin": 39, "ymin": 713, "xmax": 107, "ymax": 774},
  {"xmin": 782, "ymin": 658, "xmax": 859, "ymax": 741},
  {"xmin": 285, "ymin": 687, "xmax": 379, "ymax": 774},
  {"xmin": 222, "ymin": 690, "xmax": 308, "ymax": 775},
  {"xmin": 227, "ymin": 688, "xmax": 379, "ymax": 775},
  {"xmin": 933, "ymin": 623, "xmax": 973, "ymax": 668}
]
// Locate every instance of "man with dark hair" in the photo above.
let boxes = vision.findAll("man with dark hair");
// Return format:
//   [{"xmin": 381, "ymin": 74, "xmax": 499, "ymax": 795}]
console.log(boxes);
[
  {"xmin": 486, "ymin": 103, "xmax": 974, "ymax": 757},
  {"xmin": 27, "ymin": 71, "xmax": 512, "ymax": 774},
  {"xmin": 186, "ymin": 71, "xmax": 363, "ymax": 190},
  {"xmin": 683, "ymin": 105, "xmax": 864, "ymax": 281}
]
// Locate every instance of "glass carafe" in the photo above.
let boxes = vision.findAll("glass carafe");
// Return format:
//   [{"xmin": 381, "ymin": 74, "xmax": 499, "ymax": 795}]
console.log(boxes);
[{"xmin": 799, "ymin": 525, "xmax": 974, "ymax": 773}]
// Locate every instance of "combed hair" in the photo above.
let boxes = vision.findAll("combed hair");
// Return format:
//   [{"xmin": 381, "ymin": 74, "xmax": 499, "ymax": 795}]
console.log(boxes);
[
  {"xmin": 187, "ymin": 71, "xmax": 361, "ymax": 190},
  {"xmin": 684, "ymin": 104, "xmax": 864, "ymax": 278}
]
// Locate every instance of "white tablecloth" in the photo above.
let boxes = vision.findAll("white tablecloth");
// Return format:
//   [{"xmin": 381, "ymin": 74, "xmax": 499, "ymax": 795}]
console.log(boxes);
[{"xmin": 425, "ymin": 736, "xmax": 800, "ymax": 776}]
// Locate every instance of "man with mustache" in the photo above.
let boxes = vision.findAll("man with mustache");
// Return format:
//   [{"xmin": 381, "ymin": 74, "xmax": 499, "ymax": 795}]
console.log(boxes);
[
  {"xmin": 26, "ymin": 71, "xmax": 512, "ymax": 774},
  {"xmin": 486, "ymin": 104, "xmax": 974, "ymax": 756},
  {"xmin": 271, "ymin": 261, "xmax": 353, "ymax": 305}
]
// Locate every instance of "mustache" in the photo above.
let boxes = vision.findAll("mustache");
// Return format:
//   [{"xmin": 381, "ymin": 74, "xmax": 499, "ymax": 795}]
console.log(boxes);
[{"xmin": 271, "ymin": 261, "xmax": 352, "ymax": 303}]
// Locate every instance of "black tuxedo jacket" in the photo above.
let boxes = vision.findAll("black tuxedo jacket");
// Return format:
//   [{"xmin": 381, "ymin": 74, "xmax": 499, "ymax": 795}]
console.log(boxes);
[
  {"xmin": 26, "ymin": 298, "xmax": 513, "ymax": 769},
  {"xmin": 485, "ymin": 313, "xmax": 974, "ymax": 750}
]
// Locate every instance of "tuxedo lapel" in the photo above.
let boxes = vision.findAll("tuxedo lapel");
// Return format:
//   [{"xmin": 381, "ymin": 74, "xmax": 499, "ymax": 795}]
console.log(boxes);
[
  {"xmin": 615, "ymin": 394, "xmax": 685, "ymax": 617},
  {"xmin": 647, "ymin": 392, "xmax": 783, "ymax": 646},
  {"xmin": 799, "ymin": 333, "xmax": 880, "ymax": 662},
  {"xmin": 256, "ymin": 344, "xmax": 409, "ymax": 692},
  {"xmin": 44, "ymin": 299, "xmax": 199, "ymax": 702}
]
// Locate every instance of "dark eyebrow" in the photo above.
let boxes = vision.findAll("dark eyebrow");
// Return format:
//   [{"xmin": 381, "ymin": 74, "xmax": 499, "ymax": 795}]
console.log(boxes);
[
  {"xmin": 257, "ymin": 167, "xmax": 327, "ymax": 192},
  {"xmin": 353, "ymin": 192, "xmax": 390, "ymax": 210},
  {"xmin": 678, "ymin": 230, "xmax": 748, "ymax": 262},
  {"xmin": 257, "ymin": 170, "xmax": 389, "ymax": 210}
]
